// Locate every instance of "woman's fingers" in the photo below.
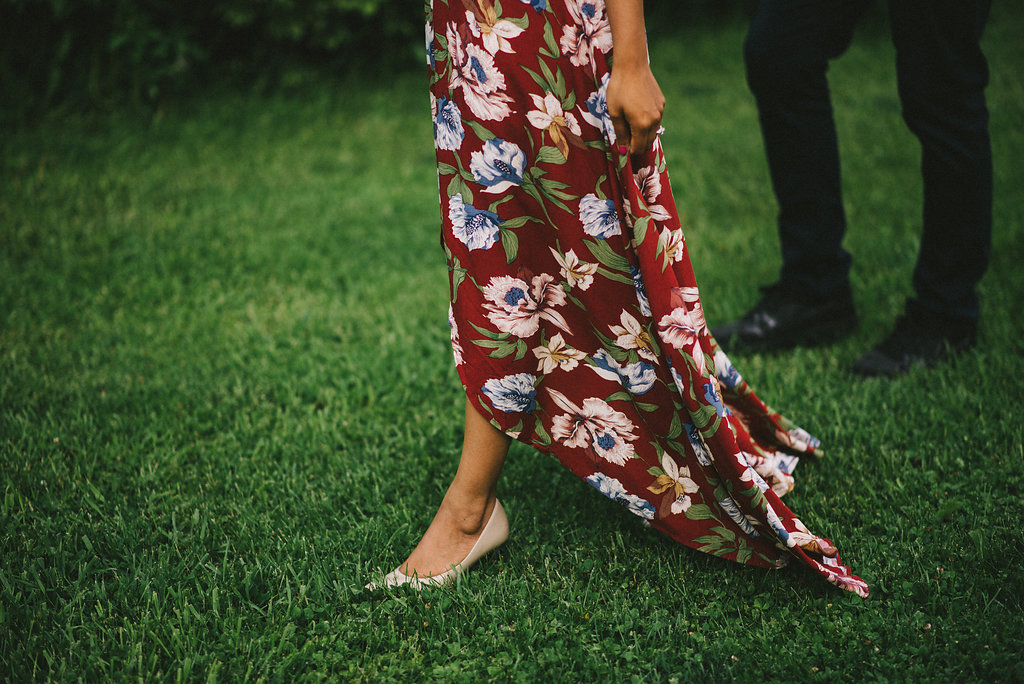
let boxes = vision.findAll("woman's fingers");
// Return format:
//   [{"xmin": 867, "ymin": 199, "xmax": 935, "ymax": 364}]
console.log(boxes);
[
  {"xmin": 607, "ymin": 67, "xmax": 665, "ymax": 155},
  {"xmin": 611, "ymin": 110, "xmax": 631, "ymax": 152}
]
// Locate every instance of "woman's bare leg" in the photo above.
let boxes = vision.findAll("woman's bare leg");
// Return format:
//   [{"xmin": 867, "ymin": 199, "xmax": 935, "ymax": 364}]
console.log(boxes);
[{"xmin": 398, "ymin": 398, "xmax": 511, "ymax": 577}]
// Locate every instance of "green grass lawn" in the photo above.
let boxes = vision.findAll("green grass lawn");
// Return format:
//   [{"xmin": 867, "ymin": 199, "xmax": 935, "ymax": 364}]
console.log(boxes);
[{"xmin": 3, "ymin": 7, "xmax": 1023, "ymax": 682}]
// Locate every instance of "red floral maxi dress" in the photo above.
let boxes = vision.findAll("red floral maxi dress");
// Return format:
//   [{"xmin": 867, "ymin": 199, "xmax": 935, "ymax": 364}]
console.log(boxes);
[{"xmin": 427, "ymin": 0, "xmax": 868, "ymax": 597}]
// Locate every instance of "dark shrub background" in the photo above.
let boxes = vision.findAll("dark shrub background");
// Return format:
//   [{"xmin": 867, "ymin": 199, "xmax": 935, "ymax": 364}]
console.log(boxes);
[{"xmin": 0, "ymin": 0, "xmax": 754, "ymax": 126}]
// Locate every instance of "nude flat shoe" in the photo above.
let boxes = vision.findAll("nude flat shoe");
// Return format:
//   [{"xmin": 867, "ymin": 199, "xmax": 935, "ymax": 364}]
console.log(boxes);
[{"xmin": 366, "ymin": 499, "xmax": 509, "ymax": 591}]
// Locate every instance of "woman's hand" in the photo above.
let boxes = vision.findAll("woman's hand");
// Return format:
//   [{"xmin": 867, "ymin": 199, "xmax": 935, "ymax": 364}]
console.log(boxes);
[
  {"xmin": 606, "ymin": 63, "xmax": 665, "ymax": 155},
  {"xmin": 603, "ymin": 0, "xmax": 664, "ymax": 155}
]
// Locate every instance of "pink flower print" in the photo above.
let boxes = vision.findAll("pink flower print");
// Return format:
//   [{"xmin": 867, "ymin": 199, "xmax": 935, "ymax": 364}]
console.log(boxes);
[
  {"xmin": 482, "ymin": 273, "xmax": 570, "ymax": 338},
  {"xmin": 447, "ymin": 21, "xmax": 514, "ymax": 121},
  {"xmin": 633, "ymin": 165, "xmax": 672, "ymax": 222},
  {"xmin": 559, "ymin": 0, "xmax": 612, "ymax": 71},
  {"xmin": 547, "ymin": 388, "xmax": 638, "ymax": 465},
  {"xmin": 448, "ymin": 303, "xmax": 465, "ymax": 366}
]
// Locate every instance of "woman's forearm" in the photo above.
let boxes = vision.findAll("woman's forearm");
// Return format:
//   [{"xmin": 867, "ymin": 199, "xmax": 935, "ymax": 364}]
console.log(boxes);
[
  {"xmin": 605, "ymin": 0, "xmax": 649, "ymax": 70},
  {"xmin": 604, "ymin": 0, "xmax": 665, "ymax": 154}
]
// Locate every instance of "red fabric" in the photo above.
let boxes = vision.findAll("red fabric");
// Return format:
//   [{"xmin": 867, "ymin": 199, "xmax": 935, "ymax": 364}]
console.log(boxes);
[{"xmin": 428, "ymin": 0, "xmax": 868, "ymax": 596}]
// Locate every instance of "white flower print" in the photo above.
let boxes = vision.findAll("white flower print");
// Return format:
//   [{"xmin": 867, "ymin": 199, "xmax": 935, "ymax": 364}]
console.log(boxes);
[
  {"xmin": 559, "ymin": 0, "xmax": 612, "ymax": 71},
  {"xmin": 533, "ymin": 333, "xmax": 588, "ymax": 374},
  {"xmin": 527, "ymin": 91, "xmax": 582, "ymax": 159},
  {"xmin": 482, "ymin": 273, "xmax": 570, "ymax": 338},
  {"xmin": 448, "ymin": 303, "xmax": 464, "ymax": 366},
  {"xmin": 657, "ymin": 227, "xmax": 686, "ymax": 263},
  {"xmin": 608, "ymin": 311, "xmax": 657, "ymax": 362},
  {"xmin": 634, "ymin": 165, "xmax": 672, "ymax": 222},
  {"xmin": 776, "ymin": 426, "xmax": 821, "ymax": 452},
  {"xmin": 548, "ymin": 388, "xmax": 638, "ymax": 465},
  {"xmin": 647, "ymin": 454, "xmax": 700, "ymax": 515},
  {"xmin": 579, "ymin": 193, "xmax": 621, "ymax": 238},
  {"xmin": 550, "ymin": 248, "xmax": 598, "ymax": 290},
  {"xmin": 470, "ymin": 138, "xmax": 526, "ymax": 193},
  {"xmin": 449, "ymin": 193, "xmax": 501, "ymax": 251},
  {"xmin": 447, "ymin": 21, "xmax": 514, "ymax": 121},
  {"xmin": 425, "ymin": 22, "xmax": 435, "ymax": 66},
  {"xmin": 466, "ymin": 4, "xmax": 525, "ymax": 54}
]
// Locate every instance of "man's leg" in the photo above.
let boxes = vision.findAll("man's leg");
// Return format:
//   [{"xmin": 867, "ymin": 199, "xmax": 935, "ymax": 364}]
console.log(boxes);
[
  {"xmin": 713, "ymin": 0, "xmax": 869, "ymax": 349},
  {"xmin": 746, "ymin": 0, "xmax": 868, "ymax": 297},
  {"xmin": 894, "ymin": 0, "xmax": 992, "ymax": 324},
  {"xmin": 852, "ymin": 0, "xmax": 991, "ymax": 376}
]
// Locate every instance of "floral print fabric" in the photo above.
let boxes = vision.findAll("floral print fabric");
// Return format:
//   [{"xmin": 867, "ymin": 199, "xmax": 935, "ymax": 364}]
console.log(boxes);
[{"xmin": 428, "ymin": 0, "xmax": 868, "ymax": 596}]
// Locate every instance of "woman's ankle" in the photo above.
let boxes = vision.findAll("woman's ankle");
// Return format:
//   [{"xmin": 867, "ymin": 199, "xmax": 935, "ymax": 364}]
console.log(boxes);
[{"xmin": 439, "ymin": 488, "xmax": 495, "ymax": 536}]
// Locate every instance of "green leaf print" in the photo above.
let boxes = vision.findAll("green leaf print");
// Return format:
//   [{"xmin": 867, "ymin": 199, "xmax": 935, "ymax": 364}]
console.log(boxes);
[
  {"xmin": 469, "ymin": 321, "xmax": 505, "ymax": 341},
  {"xmin": 632, "ymin": 215, "xmax": 651, "ymax": 249},
  {"xmin": 450, "ymin": 257, "xmax": 467, "ymax": 302},
  {"xmin": 447, "ymin": 174, "xmax": 473, "ymax": 207},
  {"xmin": 499, "ymin": 215, "xmax": 541, "ymax": 229},
  {"xmin": 533, "ymin": 418, "xmax": 553, "ymax": 447},
  {"xmin": 472, "ymin": 337, "xmax": 523, "ymax": 359},
  {"xmin": 464, "ymin": 119, "xmax": 496, "ymax": 142},
  {"xmin": 665, "ymin": 411, "xmax": 683, "ymax": 440},
  {"xmin": 684, "ymin": 503, "xmax": 720, "ymax": 523},
  {"xmin": 500, "ymin": 228, "xmax": 519, "ymax": 263},
  {"xmin": 540, "ymin": 18, "xmax": 559, "ymax": 58},
  {"xmin": 536, "ymin": 146, "xmax": 566, "ymax": 165},
  {"xmin": 583, "ymin": 238, "xmax": 631, "ymax": 274}
]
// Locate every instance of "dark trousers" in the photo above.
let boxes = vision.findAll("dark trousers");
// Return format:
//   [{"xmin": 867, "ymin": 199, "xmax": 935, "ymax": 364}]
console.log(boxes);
[{"xmin": 744, "ymin": 0, "xmax": 992, "ymax": 322}]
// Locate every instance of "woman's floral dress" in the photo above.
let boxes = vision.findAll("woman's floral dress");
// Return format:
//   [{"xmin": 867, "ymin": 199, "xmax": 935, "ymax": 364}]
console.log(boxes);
[{"xmin": 427, "ymin": 0, "xmax": 868, "ymax": 596}]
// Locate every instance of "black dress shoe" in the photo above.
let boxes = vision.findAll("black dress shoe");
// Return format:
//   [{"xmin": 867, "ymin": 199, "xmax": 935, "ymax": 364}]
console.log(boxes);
[
  {"xmin": 711, "ymin": 283, "xmax": 858, "ymax": 351},
  {"xmin": 851, "ymin": 314, "xmax": 977, "ymax": 377}
]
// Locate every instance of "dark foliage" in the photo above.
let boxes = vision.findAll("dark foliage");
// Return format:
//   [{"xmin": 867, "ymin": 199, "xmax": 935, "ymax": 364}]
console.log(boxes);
[{"xmin": 0, "ymin": 0, "xmax": 756, "ymax": 127}]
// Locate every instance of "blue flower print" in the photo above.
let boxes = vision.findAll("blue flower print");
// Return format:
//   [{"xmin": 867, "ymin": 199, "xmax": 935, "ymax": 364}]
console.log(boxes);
[
  {"xmin": 621, "ymin": 361, "xmax": 656, "ymax": 394},
  {"xmin": 589, "ymin": 349, "xmax": 655, "ymax": 394},
  {"xmin": 718, "ymin": 496, "xmax": 758, "ymax": 536},
  {"xmin": 482, "ymin": 373, "xmax": 538, "ymax": 413},
  {"xmin": 470, "ymin": 138, "xmax": 526, "ymax": 193},
  {"xmin": 702, "ymin": 381, "xmax": 728, "ymax": 417},
  {"xmin": 434, "ymin": 97, "xmax": 464, "ymax": 151},
  {"xmin": 765, "ymin": 503, "xmax": 791, "ymax": 545},
  {"xmin": 775, "ymin": 452, "xmax": 800, "ymax": 476},
  {"xmin": 713, "ymin": 350, "xmax": 743, "ymax": 390},
  {"xmin": 449, "ymin": 194, "xmax": 501, "ymax": 251},
  {"xmin": 686, "ymin": 422, "xmax": 712, "ymax": 466},
  {"xmin": 581, "ymin": 73, "xmax": 616, "ymax": 144},
  {"xmin": 518, "ymin": 0, "xmax": 546, "ymax": 10},
  {"xmin": 630, "ymin": 265, "xmax": 652, "ymax": 316},
  {"xmin": 585, "ymin": 473, "xmax": 656, "ymax": 520},
  {"xmin": 579, "ymin": 193, "xmax": 621, "ymax": 238}
]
